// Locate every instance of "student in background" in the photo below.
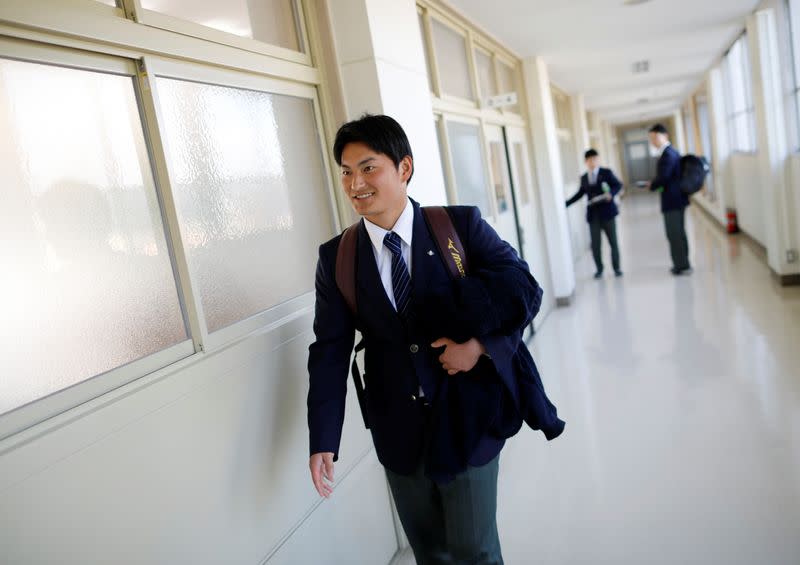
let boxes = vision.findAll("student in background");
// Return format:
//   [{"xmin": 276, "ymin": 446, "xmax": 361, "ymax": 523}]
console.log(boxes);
[
  {"xmin": 645, "ymin": 123, "xmax": 691, "ymax": 275},
  {"xmin": 566, "ymin": 148, "xmax": 624, "ymax": 279}
]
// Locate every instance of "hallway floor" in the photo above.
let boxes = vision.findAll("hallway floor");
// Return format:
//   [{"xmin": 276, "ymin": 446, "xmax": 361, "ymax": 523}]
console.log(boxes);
[{"xmin": 397, "ymin": 192, "xmax": 800, "ymax": 564}]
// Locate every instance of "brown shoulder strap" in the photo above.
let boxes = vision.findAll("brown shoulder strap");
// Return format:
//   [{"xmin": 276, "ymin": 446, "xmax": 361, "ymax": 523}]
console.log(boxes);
[
  {"xmin": 335, "ymin": 222, "xmax": 360, "ymax": 315},
  {"xmin": 423, "ymin": 206, "xmax": 468, "ymax": 279}
]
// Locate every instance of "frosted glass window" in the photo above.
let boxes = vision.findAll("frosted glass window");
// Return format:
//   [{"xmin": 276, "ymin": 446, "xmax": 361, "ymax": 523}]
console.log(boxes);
[
  {"xmin": 723, "ymin": 34, "xmax": 756, "ymax": 152},
  {"xmin": 155, "ymin": 78, "xmax": 335, "ymax": 332},
  {"xmin": 628, "ymin": 144, "xmax": 648, "ymax": 160},
  {"xmin": 474, "ymin": 48, "xmax": 495, "ymax": 102},
  {"xmin": 497, "ymin": 60, "xmax": 520, "ymax": 113},
  {"xmin": 553, "ymin": 92, "xmax": 572, "ymax": 130},
  {"xmin": 0, "ymin": 58, "xmax": 187, "ymax": 415},
  {"xmin": 489, "ymin": 142, "xmax": 511, "ymax": 213},
  {"xmin": 431, "ymin": 19, "xmax": 474, "ymax": 101},
  {"xmin": 790, "ymin": 0, "xmax": 800, "ymax": 149},
  {"xmin": 513, "ymin": 143, "xmax": 530, "ymax": 206},
  {"xmin": 559, "ymin": 135, "xmax": 578, "ymax": 187},
  {"xmin": 445, "ymin": 121, "xmax": 490, "ymax": 216},
  {"xmin": 141, "ymin": 0, "xmax": 302, "ymax": 52},
  {"xmin": 418, "ymin": 12, "xmax": 435, "ymax": 92},
  {"xmin": 697, "ymin": 100, "xmax": 716, "ymax": 199},
  {"xmin": 683, "ymin": 109, "xmax": 697, "ymax": 154}
]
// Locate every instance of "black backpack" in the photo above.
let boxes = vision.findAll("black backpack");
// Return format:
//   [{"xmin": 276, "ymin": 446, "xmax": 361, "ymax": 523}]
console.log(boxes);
[{"xmin": 679, "ymin": 154, "xmax": 710, "ymax": 195}]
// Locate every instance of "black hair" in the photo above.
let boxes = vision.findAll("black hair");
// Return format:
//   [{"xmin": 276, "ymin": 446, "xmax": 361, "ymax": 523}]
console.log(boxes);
[
  {"xmin": 584, "ymin": 148, "xmax": 599, "ymax": 160},
  {"xmin": 333, "ymin": 114, "xmax": 414, "ymax": 184},
  {"xmin": 649, "ymin": 123, "xmax": 669, "ymax": 135}
]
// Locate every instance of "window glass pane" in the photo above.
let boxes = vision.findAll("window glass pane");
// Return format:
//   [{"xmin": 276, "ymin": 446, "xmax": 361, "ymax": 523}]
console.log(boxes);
[
  {"xmin": 559, "ymin": 134, "xmax": 577, "ymax": 186},
  {"xmin": 155, "ymin": 78, "xmax": 334, "ymax": 332},
  {"xmin": 735, "ymin": 113, "xmax": 749, "ymax": 152},
  {"xmin": 141, "ymin": 0, "xmax": 301, "ymax": 52},
  {"xmin": 431, "ymin": 19, "xmax": 474, "ymax": 100},
  {"xmin": 474, "ymin": 48, "xmax": 495, "ymax": 102},
  {"xmin": 445, "ymin": 121, "xmax": 490, "ymax": 216},
  {"xmin": 0, "ymin": 58, "xmax": 187, "ymax": 414},
  {"xmin": 418, "ymin": 13, "xmax": 435, "ymax": 92},
  {"xmin": 697, "ymin": 100, "xmax": 714, "ymax": 159},
  {"xmin": 796, "ymin": 93, "xmax": 800, "ymax": 149},
  {"xmin": 792, "ymin": 0, "xmax": 800, "ymax": 85},
  {"xmin": 724, "ymin": 34, "xmax": 757, "ymax": 152},
  {"xmin": 497, "ymin": 60, "xmax": 520, "ymax": 113},
  {"xmin": 747, "ymin": 110, "xmax": 757, "ymax": 151},
  {"xmin": 628, "ymin": 144, "xmax": 648, "ymax": 160},
  {"xmin": 489, "ymin": 141, "xmax": 511, "ymax": 213},
  {"xmin": 788, "ymin": 0, "xmax": 800, "ymax": 149},
  {"xmin": 513, "ymin": 143, "xmax": 530, "ymax": 206},
  {"xmin": 96, "ymin": 0, "xmax": 118, "ymax": 6},
  {"xmin": 553, "ymin": 92, "xmax": 572, "ymax": 130},
  {"xmin": 683, "ymin": 109, "xmax": 696, "ymax": 154}
]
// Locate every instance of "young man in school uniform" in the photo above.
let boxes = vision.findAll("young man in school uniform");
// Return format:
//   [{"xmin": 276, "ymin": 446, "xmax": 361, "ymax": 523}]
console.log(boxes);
[
  {"xmin": 646, "ymin": 123, "xmax": 691, "ymax": 275},
  {"xmin": 566, "ymin": 148, "xmax": 624, "ymax": 278},
  {"xmin": 306, "ymin": 114, "xmax": 564, "ymax": 564}
]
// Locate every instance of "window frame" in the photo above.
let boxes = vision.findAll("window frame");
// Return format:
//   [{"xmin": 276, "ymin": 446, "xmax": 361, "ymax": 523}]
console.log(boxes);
[
  {"xmin": 427, "ymin": 12, "xmax": 478, "ymax": 107},
  {"xmin": 122, "ymin": 0, "xmax": 312, "ymax": 66},
  {"xmin": 439, "ymin": 114, "xmax": 497, "ymax": 218},
  {"xmin": 494, "ymin": 53, "xmax": 522, "ymax": 116},
  {"xmin": 0, "ymin": 37, "xmax": 196, "ymax": 441},
  {"xmin": 144, "ymin": 55, "xmax": 338, "ymax": 352},
  {"xmin": 472, "ymin": 43, "xmax": 497, "ymax": 105},
  {"xmin": 0, "ymin": 0, "xmax": 341, "ymax": 441}
]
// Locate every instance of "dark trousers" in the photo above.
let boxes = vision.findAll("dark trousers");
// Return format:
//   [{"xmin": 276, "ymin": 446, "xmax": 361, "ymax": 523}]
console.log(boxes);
[
  {"xmin": 385, "ymin": 455, "xmax": 503, "ymax": 565},
  {"xmin": 663, "ymin": 208, "xmax": 690, "ymax": 270},
  {"xmin": 589, "ymin": 218, "xmax": 620, "ymax": 273}
]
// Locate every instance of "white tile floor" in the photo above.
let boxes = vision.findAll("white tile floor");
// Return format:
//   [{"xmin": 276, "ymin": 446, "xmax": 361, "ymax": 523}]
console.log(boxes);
[{"xmin": 396, "ymin": 192, "xmax": 800, "ymax": 565}]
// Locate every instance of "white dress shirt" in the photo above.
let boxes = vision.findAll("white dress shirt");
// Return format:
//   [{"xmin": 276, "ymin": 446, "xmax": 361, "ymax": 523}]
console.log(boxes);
[
  {"xmin": 588, "ymin": 167, "xmax": 600, "ymax": 185},
  {"xmin": 363, "ymin": 198, "xmax": 414, "ymax": 311}
]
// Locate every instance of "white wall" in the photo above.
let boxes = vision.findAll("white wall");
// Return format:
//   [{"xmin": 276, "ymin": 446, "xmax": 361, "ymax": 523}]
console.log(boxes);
[
  {"xmin": 788, "ymin": 154, "xmax": 800, "ymax": 254},
  {"xmin": 729, "ymin": 153, "xmax": 766, "ymax": 244},
  {"xmin": 0, "ymin": 306, "xmax": 395, "ymax": 564}
]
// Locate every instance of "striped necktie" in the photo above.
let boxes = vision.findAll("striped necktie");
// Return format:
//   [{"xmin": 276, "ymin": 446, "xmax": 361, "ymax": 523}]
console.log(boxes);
[{"xmin": 383, "ymin": 231, "xmax": 411, "ymax": 315}]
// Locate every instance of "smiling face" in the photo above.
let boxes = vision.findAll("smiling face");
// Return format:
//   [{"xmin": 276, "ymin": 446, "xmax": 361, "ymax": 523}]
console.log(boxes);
[{"xmin": 339, "ymin": 141, "xmax": 413, "ymax": 230}]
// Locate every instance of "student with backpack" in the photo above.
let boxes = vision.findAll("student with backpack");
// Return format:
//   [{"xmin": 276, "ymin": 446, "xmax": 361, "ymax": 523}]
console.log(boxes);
[
  {"xmin": 646, "ymin": 123, "xmax": 692, "ymax": 275},
  {"xmin": 306, "ymin": 114, "xmax": 564, "ymax": 564}
]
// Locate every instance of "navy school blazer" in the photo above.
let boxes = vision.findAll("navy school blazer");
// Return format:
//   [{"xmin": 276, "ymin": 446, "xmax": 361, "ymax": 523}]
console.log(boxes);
[
  {"xmin": 307, "ymin": 198, "xmax": 565, "ymax": 482},
  {"xmin": 651, "ymin": 144, "xmax": 689, "ymax": 212},
  {"xmin": 565, "ymin": 167, "xmax": 623, "ymax": 223}
]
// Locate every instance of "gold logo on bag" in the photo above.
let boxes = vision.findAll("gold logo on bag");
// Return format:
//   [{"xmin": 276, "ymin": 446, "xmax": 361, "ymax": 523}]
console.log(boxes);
[{"xmin": 447, "ymin": 238, "xmax": 466, "ymax": 277}]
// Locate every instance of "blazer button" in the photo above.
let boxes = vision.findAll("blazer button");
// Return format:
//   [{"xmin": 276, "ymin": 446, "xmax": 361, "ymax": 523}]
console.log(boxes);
[
  {"xmin": 410, "ymin": 394, "xmax": 417, "ymax": 401},
  {"xmin": 409, "ymin": 344, "xmax": 419, "ymax": 353}
]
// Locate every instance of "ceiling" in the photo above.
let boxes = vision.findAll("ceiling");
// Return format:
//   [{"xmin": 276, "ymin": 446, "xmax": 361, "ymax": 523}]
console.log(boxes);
[{"xmin": 447, "ymin": 0, "xmax": 761, "ymax": 125}]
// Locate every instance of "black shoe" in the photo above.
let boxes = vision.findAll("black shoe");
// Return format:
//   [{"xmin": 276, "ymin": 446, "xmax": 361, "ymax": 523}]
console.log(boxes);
[
  {"xmin": 593, "ymin": 271, "xmax": 603, "ymax": 279},
  {"xmin": 614, "ymin": 270, "xmax": 623, "ymax": 277},
  {"xmin": 671, "ymin": 267, "xmax": 693, "ymax": 276}
]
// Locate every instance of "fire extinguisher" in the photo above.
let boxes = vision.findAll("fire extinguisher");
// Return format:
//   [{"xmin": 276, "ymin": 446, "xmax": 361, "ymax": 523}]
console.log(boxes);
[{"xmin": 726, "ymin": 208, "xmax": 739, "ymax": 234}]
